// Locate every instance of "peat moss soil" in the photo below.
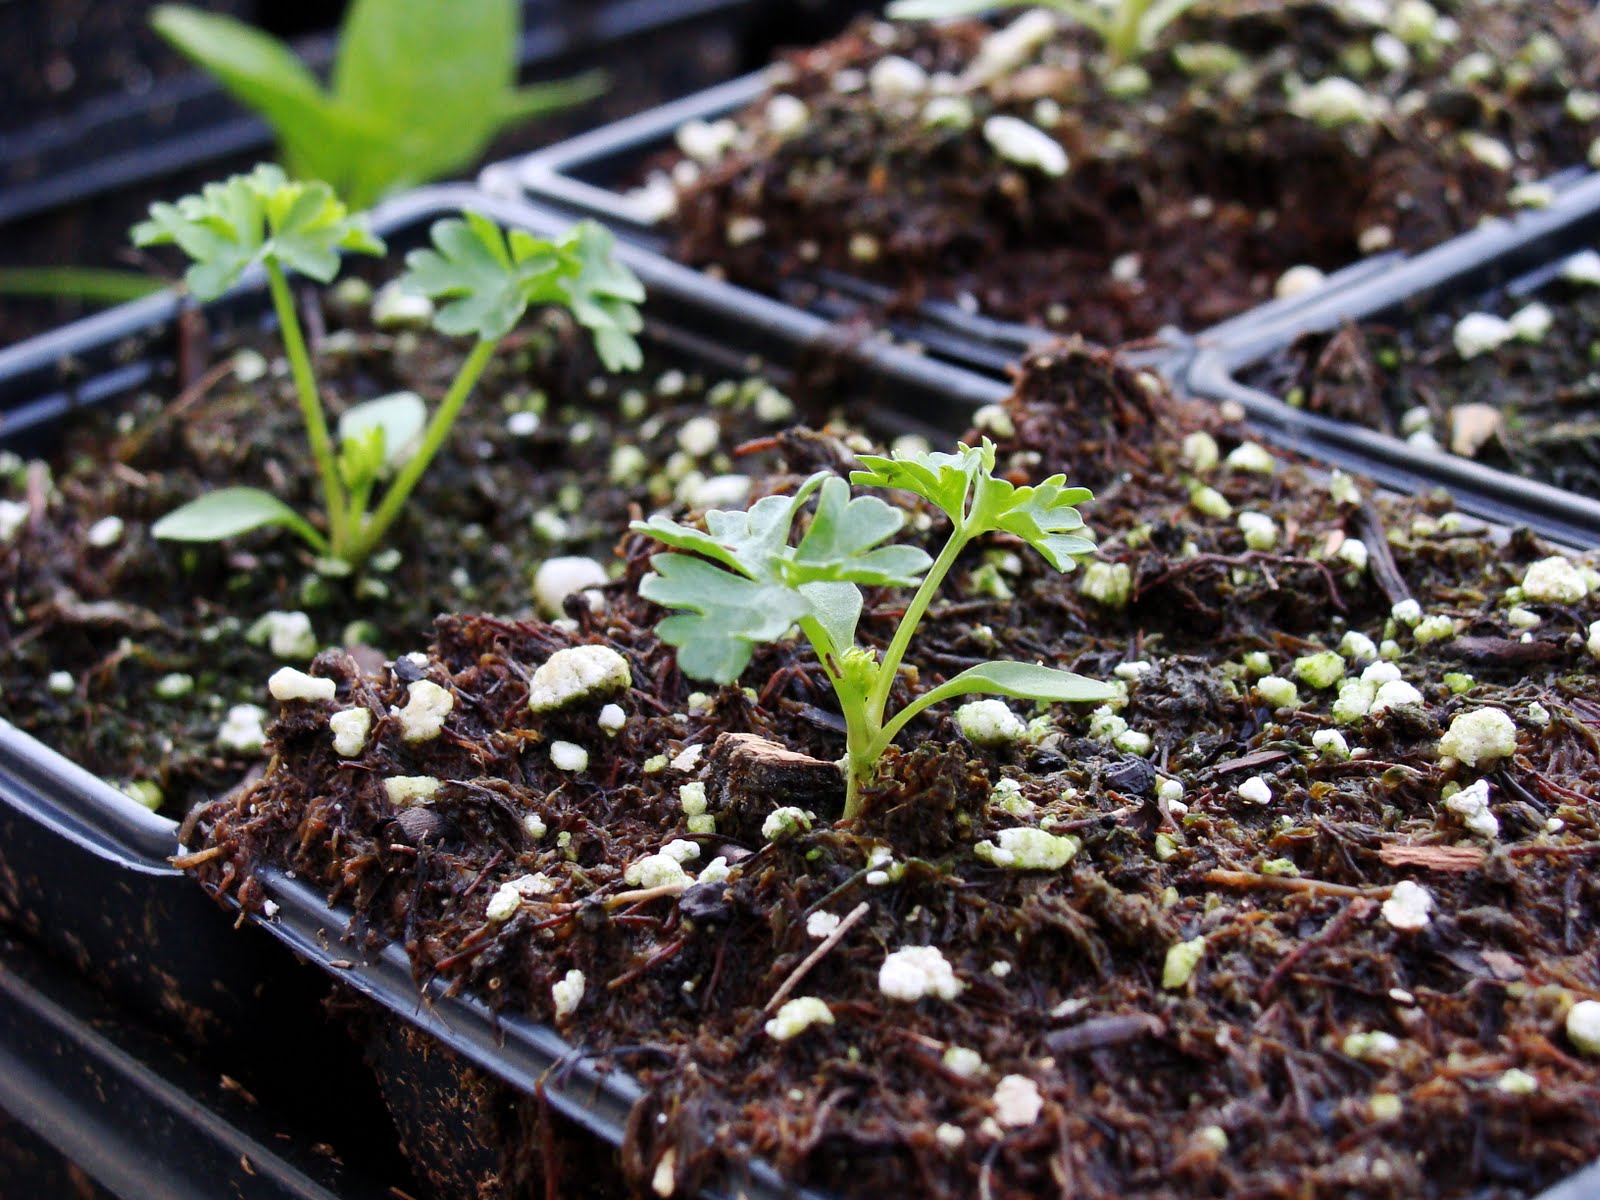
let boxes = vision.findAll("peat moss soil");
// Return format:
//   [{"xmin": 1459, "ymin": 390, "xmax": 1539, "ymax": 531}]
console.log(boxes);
[
  {"xmin": 0, "ymin": 282, "xmax": 831, "ymax": 819},
  {"xmin": 1247, "ymin": 253, "xmax": 1600, "ymax": 497},
  {"xmin": 657, "ymin": 2, "xmax": 1600, "ymax": 345},
  {"xmin": 184, "ymin": 342, "xmax": 1600, "ymax": 1198}
]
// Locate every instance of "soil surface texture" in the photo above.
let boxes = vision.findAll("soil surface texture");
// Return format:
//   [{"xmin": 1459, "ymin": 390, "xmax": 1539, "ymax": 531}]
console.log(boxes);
[
  {"xmin": 1247, "ymin": 244, "xmax": 1600, "ymax": 497},
  {"xmin": 657, "ymin": 2, "xmax": 1600, "ymax": 344},
  {"xmin": 185, "ymin": 342, "xmax": 1600, "ymax": 1199}
]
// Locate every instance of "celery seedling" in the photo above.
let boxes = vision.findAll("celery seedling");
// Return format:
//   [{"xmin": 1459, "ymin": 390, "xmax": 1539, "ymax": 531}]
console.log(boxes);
[
  {"xmin": 136, "ymin": 165, "xmax": 643, "ymax": 570},
  {"xmin": 886, "ymin": 0, "xmax": 1198, "ymax": 65},
  {"xmin": 633, "ymin": 440, "xmax": 1116, "ymax": 818}
]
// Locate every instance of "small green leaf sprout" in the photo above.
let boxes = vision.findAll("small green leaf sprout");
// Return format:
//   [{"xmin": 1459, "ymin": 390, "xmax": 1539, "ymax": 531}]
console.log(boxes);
[
  {"xmin": 134, "ymin": 165, "xmax": 644, "ymax": 570},
  {"xmin": 633, "ymin": 440, "xmax": 1116, "ymax": 819},
  {"xmin": 886, "ymin": 0, "xmax": 1198, "ymax": 66}
]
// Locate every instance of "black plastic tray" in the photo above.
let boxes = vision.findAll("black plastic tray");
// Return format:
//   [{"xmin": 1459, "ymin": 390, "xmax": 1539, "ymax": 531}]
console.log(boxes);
[
  {"xmin": 491, "ymin": 70, "xmax": 1418, "ymax": 378},
  {"xmin": 0, "ymin": 932, "xmax": 412, "ymax": 1200},
  {"xmin": 0, "ymin": 0, "xmax": 754, "ymax": 230},
  {"xmin": 6, "ymin": 186, "xmax": 1599, "ymax": 1199},
  {"xmin": 0, "ymin": 184, "xmax": 1003, "ymax": 1200},
  {"xmin": 1188, "ymin": 171, "xmax": 1600, "ymax": 549}
]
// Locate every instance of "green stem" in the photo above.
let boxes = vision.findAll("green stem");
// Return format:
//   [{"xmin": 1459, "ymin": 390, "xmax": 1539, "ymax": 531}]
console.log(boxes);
[
  {"xmin": 266, "ymin": 263, "xmax": 346, "ymax": 549},
  {"xmin": 798, "ymin": 616, "xmax": 877, "ymax": 823},
  {"xmin": 865, "ymin": 528, "xmax": 970, "ymax": 726},
  {"xmin": 343, "ymin": 337, "xmax": 499, "ymax": 565}
]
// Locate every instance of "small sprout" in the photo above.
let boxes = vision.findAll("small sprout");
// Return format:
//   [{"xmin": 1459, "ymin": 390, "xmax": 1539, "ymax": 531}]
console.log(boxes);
[
  {"xmin": 991, "ymin": 1075, "xmax": 1043, "ymax": 1128},
  {"xmin": 268, "ymin": 666, "xmax": 336, "ymax": 703},
  {"xmin": 982, "ymin": 116, "xmax": 1069, "ymax": 177},
  {"xmin": 1445, "ymin": 779, "xmax": 1499, "ymax": 840},
  {"xmin": 329, "ymin": 707, "xmax": 372, "ymax": 757},
  {"xmin": 396, "ymin": 679, "xmax": 452, "ymax": 742},
  {"xmin": 1162, "ymin": 936, "xmax": 1206, "ymax": 988},
  {"xmin": 140, "ymin": 173, "xmax": 642, "ymax": 571},
  {"xmin": 549, "ymin": 741, "xmax": 589, "ymax": 773},
  {"xmin": 633, "ymin": 441, "xmax": 1112, "ymax": 818},
  {"xmin": 527, "ymin": 645, "xmax": 632, "ymax": 713},
  {"xmin": 878, "ymin": 945, "xmax": 963, "ymax": 1002},
  {"xmin": 384, "ymin": 775, "xmax": 441, "ymax": 807},
  {"xmin": 1521, "ymin": 556, "xmax": 1589, "ymax": 604},
  {"xmin": 1566, "ymin": 1000, "xmax": 1600, "ymax": 1056},
  {"xmin": 623, "ymin": 853, "xmax": 689, "ymax": 889},
  {"xmin": 1439, "ymin": 708, "xmax": 1518, "ymax": 767},
  {"xmin": 1236, "ymin": 775, "xmax": 1272, "ymax": 805},
  {"xmin": 1381, "ymin": 880, "xmax": 1433, "ymax": 931},
  {"xmin": 765, "ymin": 996, "xmax": 835, "ymax": 1041},
  {"xmin": 762, "ymin": 806, "xmax": 813, "ymax": 842},
  {"xmin": 217, "ymin": 703, "xmax": 268, "ymax": 753},
  {"xmin": 552, "ymin": 969, "xmax": 586, "ymax": 1019},
  {"xmin": 975, "ymin": 827, "xmax": 1080, "ymax": 871}
]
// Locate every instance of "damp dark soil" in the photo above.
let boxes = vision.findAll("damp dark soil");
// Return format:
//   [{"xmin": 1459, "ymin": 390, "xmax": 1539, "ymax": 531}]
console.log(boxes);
[
  {"xmin": 185, "ymin": 343, "xmax": 1600, "ymax": 1198},
  {"xmin": 0, "ymin": 276, "xmax": 838, "ymax": 819},
  {"xmin": 659, "ymin": 2, "xmax": 1600, "ymax": 344},
  {"xmin": 1245, "ymin": 246, "xmax": 1600, "ymax": 497}
]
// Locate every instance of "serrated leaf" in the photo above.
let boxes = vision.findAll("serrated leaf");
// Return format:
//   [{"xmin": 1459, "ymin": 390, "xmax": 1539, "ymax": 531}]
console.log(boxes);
[
  {"xmin": 560, "ymin": 221, "xmax": 645, "ymax": 372},
  {"xmin": 850, "ymin": 441, "xmax": 992, "ymax": 525},
  {"xmin": 131, "ymin": 165, "xmax": 383, "ymax": 300},
  {"xmin": 630, "ymin": 474, "xmax": 828, "ymax": 579},
  {"xmin": 640, "ymin": 555, "xmax": 809, "ymax": 683},
  {"xmin": 152, "ymin": 487, "xmax": 326, "ymax": 551},
  {"xmin": 987, "ymin": 475, "xmax": 1098, "ymax": 571},
  {"xmin": 338, "ymin": 391, "xmax": 426, "ymax": 470}
]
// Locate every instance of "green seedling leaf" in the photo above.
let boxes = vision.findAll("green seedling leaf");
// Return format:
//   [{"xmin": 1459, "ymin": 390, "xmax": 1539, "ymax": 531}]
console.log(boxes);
[
  {"xmin": 152, "ymin": 486, "xmax": 327, "ymax": 552},
  {"xmin": 150, "ymin": 6, "xmax": 360, "ymax": 187},
  {"xmin": 799, "ymin": 581, "xmax": 864, "ymax": 658},
  {"xmin": 338, "ymin": 392, "xmax": 426, "ymax": 471},
  {"xmin": 131, "ymin": 164, "xmax": 383, "ymax": 300},
  {"xmin": 641, "ymin": 554, "xmax": 810, "ymax": 683},
  {"xmin": 982, "ymin": 475, "xmax": 1097, "ymax": 571},
  {"xmin": 403, "ymin": 213, "xmax": 643, "ymax": 367},
  {"xmin": 156, "ymin": 1, "xmax": 606, "ymax": 209},
  {"xmin": 791, "ymin": 476, "xmax": 932, "ymax": 587},
  {"xmin": 559, "ymin": 221, "xmax": 646, "ymax": 373},
  {"xmin": 850, "ymin": 441, "xmax": 991, "ymax": 526},
  {"xmin": 929, "ymin": 660, "xmax": 1118, "ymax": 705},
  {"xmin": 631, "ymin": 473, "xmax": 828, "ymax": 578}
]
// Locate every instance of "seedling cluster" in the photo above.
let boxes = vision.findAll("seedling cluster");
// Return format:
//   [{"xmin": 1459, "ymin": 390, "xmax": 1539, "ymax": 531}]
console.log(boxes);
[
  {"xmin": 134, "ymin": 164, "xmax": 643, "ymax": 571},
  {"xmin": 634, "ymin": 439, "xmax": 1116, "ymax": 817}
]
